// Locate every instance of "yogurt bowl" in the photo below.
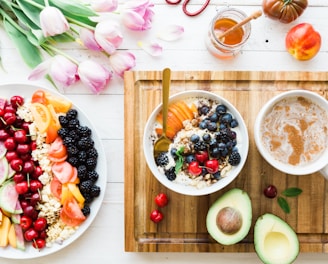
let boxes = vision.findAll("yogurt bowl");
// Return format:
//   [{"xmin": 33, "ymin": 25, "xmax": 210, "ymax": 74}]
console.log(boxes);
[{"xmin": 143, "ymin": 90, "xmax": 249, "ymax": 196}]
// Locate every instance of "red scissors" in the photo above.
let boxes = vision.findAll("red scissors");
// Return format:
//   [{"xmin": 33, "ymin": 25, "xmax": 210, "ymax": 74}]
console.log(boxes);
[{"xmin": 165, "ymin": 0, "xmax": 211, "ymax": 16}]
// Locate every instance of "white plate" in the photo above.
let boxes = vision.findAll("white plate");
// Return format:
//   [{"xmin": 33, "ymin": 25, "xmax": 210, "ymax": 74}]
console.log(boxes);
[{"xmin": 0, "ymin": 83, "xmax": 107, "ymax": 259}]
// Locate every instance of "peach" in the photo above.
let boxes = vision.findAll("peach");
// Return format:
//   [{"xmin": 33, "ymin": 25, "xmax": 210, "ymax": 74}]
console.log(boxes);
[{"xmin": 285, "ymin": 23, "xmax": 321, "ymax": 61}]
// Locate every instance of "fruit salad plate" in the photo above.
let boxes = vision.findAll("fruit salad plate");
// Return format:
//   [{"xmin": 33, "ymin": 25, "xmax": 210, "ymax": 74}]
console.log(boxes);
[{"xmin": 0, "ymin": 83, "xmax": 106, "ymax": 259}]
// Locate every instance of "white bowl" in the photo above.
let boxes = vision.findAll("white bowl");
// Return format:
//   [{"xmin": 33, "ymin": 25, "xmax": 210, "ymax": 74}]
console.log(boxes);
[
  {"xmin": 143, "ymin": 90, "xmax": 249, "ymax": 196},
  {"xmin": 254, "ymin": 90, "xmax": 328, "ymax": 176}
]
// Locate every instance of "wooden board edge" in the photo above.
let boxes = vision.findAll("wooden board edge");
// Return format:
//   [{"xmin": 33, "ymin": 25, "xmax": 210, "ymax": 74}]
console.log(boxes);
[
  {"xmin": 131, "ymin": 70, "xmax": 328, "ymax": 82},
  {"xmin": 123, "ymin": 71, "xmax": 137, "ymax": 252}
]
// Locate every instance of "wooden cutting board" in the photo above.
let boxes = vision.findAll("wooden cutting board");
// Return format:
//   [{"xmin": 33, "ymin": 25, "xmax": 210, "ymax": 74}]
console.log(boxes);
[{"xmin": 124, "ymin": 71, "xmax": 328, "ymax": 253}]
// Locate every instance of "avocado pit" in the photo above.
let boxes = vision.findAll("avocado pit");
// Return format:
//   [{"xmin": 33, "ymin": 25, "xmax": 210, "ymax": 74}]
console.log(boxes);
[{"xmin": 216, "ymin": 206, "xmax": 242, "ymax": 234}]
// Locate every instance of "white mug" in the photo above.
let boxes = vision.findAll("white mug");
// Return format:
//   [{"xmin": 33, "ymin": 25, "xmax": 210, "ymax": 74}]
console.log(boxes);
[{"xmin": 254, "ymin": 90, "xmax": 328, "ymax": 178}]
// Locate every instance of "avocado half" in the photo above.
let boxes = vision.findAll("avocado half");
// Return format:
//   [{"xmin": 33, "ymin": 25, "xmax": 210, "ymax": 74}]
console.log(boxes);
[
  {"xmin": 206, "ymin": 188, "xmax": 252, "ymax": 245},
  {"xmin": 254, "ymin": 213, "xmax": 299, "ymax": 264}
]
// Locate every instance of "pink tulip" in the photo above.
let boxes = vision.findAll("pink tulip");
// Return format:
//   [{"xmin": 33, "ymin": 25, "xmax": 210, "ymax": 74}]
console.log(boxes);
[
  {"xmin": 91, "ymin": 0, "xmax": 118, "ymax": 12},
  {"xmin": 94, "ymin": 20, "xmax": 123, "ymax": 55},
  {"xmin": 109, "ymin": 51, "xmax": 136, "ymax": 78},
  {"xmin": 79, "ymin": 28, "xmax": 103, "ymax": 51},
  {"xmin": 28, "ymin": 55, "xmax": 78, "ymax": 87},
  {"xmin": 78, "ymin": 60, "xmax": 112, "ymax": 94},
  {"xmin": 40, "ymin": 6, "xmax": 69, "ymax": 37},
  {"xmin": 121, "ymin": 0, "xmax": 154, "ymax": 31}
]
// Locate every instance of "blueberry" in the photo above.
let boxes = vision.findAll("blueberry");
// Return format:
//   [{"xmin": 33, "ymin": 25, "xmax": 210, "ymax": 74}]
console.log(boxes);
[
  {"xmin": 209, "ymin": 139, "xmax": 218, "ymax": 149},
  {"xmin": 230, "ymin": 119, "xmax": 239, "ymax": 128},
  {"xmin": 209, "ymin": 113, "xmax": 219, "ymax": 122},
  {"xmin": 216, "ymin": 104, "xmax": 227, "ymax": 115},
  {"xmin": 199, "ymin": 120, "xmax": 208, "ymax": 129},
  {"xmin": 221, "ymin": 113, "xmax": 233, "ymax": 124},
  {"xmin": 213, "ymin": 171, "xmax": 221, "ymax": 180},
  {"xmin": 219, "ymin": 123, "xmax": 227, "ymax": 130},
  {"xmin": 210, "ymin": 147, "xmax": 220, "ymax": 158},
  {"xmin": 202, "ymin": 133, "xmax": 211, "ymax": 142},
  {"xmin": 170, "ymin": 147, "xmax": 178, "ymax": 159},
  {"xmin": 190, "ymin": 134, "xmax": 200, "ymax": 143},
  {"xmin": 207, "ymin": 122, "xmax": 217, "ymax": 131},
  {"xmin": 185, "ymin": 154, "xmax": 196, "ymax": 163},
  {"xmin": 199, "ymin": 105, "xmax": 210, "ymax": 115}
]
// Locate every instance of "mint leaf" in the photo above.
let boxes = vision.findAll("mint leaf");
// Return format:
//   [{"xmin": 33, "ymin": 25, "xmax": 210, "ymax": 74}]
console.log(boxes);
[
  {"xmin": 174, "ymin": 147, "xmax": 184, "ymax": 174},
  {"xmin": 278, "ymin": 196, "xmax": 290, "ymax": 214},
  {"xmin": 282, "ymin": 187, "xmax": 302, "ymax": 197}
]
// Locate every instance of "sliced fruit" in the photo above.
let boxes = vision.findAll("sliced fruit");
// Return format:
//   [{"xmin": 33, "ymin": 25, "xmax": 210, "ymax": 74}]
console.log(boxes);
[
  {"xmin": 50, "ymin": 176, "xmax": 62, "ymax": 200},
  {"xmin": 0, "ymin": 180, "xmax": 22, "ymax": 214},
  {"xmin": 175, "ymin": 101, "xmax": 194, "ymax": 120},
  {"xmin": 45, "ymin": 92, "xmax": 72, "ymax": 113},
  {"xmin": 206, "ymin": 188, "xmax": 252, "ymax": 245},
  {"xmin": 0, "ymin": 156, "xmax": 9, "ymax": 186},
  {"xmin": 60, "ymin": 196, "xmax": 86, "ymax": 227},
  {"xmin": 30, "ymin": 102, "xmax": 51, "ymax": 133},
  {"xmin": 31, "ymin": 90, "xmax": 47, "ymax": 104},
  {"xmin": 14, "ymin": 224, "xmax": 25, "ymax": 250},
  {"xmin": 11, "ymin": 213, "xmax": 21, "ymax": 225},
  {"xmin": 48, "ymin": 137, "xmax": 67, "ymax": 162},
  {"xmin": 8, "ymin": 223, "xmax": 17, "ymax": 248},
  {"xmin": 51, "ymin": 161, "xmax": 74, "ymax": 184},
  {"xmin": 0, "ymin": 141, "xmax": 7, "ymax": 158},
  {"xmin": 46, "ymin": 104, "xmax": 62, "ymax": 144},
  {"xmin": 67, "ymin": 182, "xmax": 85, "ymax": 207},
  {"xmin": 0, "ymin": 214, "xmax": 10, "ymax": 247},
  {"xmin": 254, "ymin": 213, "xmax": 299, "ymax": 264}
]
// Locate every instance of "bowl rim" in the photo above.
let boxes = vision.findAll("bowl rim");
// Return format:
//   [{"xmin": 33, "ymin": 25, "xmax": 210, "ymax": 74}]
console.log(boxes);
[
  {"xmin": 254, "ymin": 89, "xmax": 328, "ymax": 175},
  {"xmin": 143, "ymin": 90, "xmax": 249, "ymax": 196}
]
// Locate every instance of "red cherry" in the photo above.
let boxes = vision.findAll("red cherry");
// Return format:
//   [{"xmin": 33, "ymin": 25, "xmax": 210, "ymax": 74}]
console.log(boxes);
[
  {"xmin": 32, "ymin": 238, "xmax": 46, "ymax": 250},
  {"xmin": 10, "ymin": 95, "xmax": 24, "ymax": 109},
  {"xmin": 154, "ymin": 193, "xmax": 169, "ymax": 207},
  {"xmin": 24, "ymin": 228, "xmax": 38, "ymax": 241},
  {"xmin": 15, "ymin": 181, "xmax": 29, "ymax": 194},
  {"xmin": 14, "ymin": 130, "xmax": 28, "ymax": 144},
  {"xmin": 10, "ymin": 158, "xmax": 23, "ymax": 172},
  {"xmin": 30, "ymin": 192, "xmax": 41, "ymax": 206},
  {"xmin": 23, "ymin": 160, "xmax": 35, "ymax": 174},
  {"xmin": 188, "ymin": 161, "xmax": 202, "ymax": 176},
  {"xmin": 30, "ymin": 141, "xmax": 37, "ymax": 151},
  {"xmin": 29, "ymin": 180, "xmax": 42, "ymax": 193},
  {"xmin": 21, "ymin": 122, "xmax": 30, "ymax": 133},
  {"xmin": 205, "ymin": 159, "xmax": 219, "ymax": 174},
  {"xmin": 23, "ymin": 205, "xmax": 38, "ymax": 219},
  {"xmin": 0, "ymin": 129, "xmax": 10, "ymax": 140},
  {"xmin": 3, "ymin": 112, "xmax": 16, "ymax": 125},
  {"xmin": 13, "ymin": 173, "xmax": 26, "ymax": 184},
  {"xmin": 4, "ymin": 137, "xmax": 17, "ymax": 151},
  {"xmin": 20, "ymin": 215, "xmax": 33, "ymax": 230},
  {"xmin": 16, "ymin": 143, "xmax": 30, "ymax": 155},
  {"xmin": 150, "ymin": 209, "xmax": 163, "ymax": 223},
  {"xmin": 32, "ymin": 166, "xmax": 43, "ymax": 179},
  {"xmin": 34, "ymin": 217, "xmax": 47, "ymax": 231},
  {"xmin": 195, "ymin": 151, "xmax": 209, "ymax": 164},
  {"xmin": 264, "ymin": 185, "xmax": 278, "ymax": 199},
  {"xmin": 5, "ymin": 151, "xmax": 19, "ymax": 162}
]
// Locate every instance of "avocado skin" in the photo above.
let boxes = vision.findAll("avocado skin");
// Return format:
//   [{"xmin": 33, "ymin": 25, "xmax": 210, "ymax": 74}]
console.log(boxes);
[{"xmin": 206, "ymin": 188, "xmax": 252, "ymax": 245}]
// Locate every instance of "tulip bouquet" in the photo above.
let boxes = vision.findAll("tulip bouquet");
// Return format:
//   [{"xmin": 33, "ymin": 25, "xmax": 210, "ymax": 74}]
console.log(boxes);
[{"xmin": 0, "ymin": 0, "xmax": 155, "ymax": 94}]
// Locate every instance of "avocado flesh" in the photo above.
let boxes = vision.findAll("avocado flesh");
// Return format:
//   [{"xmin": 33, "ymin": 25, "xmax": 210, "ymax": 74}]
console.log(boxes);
[
  {"xmin": 254, "ymin": 213, "xmax": 299, "ymax": 264},
  {"xmin": 206, "ymin": 188, "xmax": 252, "ymax": 245}
]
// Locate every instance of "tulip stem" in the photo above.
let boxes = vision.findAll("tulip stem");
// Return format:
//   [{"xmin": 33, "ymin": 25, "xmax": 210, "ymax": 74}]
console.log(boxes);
[{"xmin": 42, "ymin": 43, "xmax": 79, "ymax": 65}]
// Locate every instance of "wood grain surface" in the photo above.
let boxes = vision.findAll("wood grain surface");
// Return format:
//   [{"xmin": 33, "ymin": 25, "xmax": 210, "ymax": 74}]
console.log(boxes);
[{"xmin": 124, "ymin": 71, "xmax": 328, "ymax": 253}]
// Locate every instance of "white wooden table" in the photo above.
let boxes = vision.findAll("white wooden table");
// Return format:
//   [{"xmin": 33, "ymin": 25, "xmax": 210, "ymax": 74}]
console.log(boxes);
[{"xmin": 0, "ymin": 0, "xmax": 327, "ymax": 263}]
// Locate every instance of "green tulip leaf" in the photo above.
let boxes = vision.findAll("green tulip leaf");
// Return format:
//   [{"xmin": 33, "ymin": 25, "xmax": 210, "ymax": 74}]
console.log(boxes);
[
  {"xmin": 3, "ymin": 19, "xmax": 43, "ymax": 68},
  {"xmin": 16, "ymin": 0, "xmax": 42, "ymax": 28},
  {"xmin": 277, "ymin": 196, "xmax": 290, "ymax": 214},
  {"xmin": 11, "ymin": 6, "xmax": 39, "ymax": 30},
  {"xmin": 49, "ymin": 0, "xmax": 97, "ymax": 18}
]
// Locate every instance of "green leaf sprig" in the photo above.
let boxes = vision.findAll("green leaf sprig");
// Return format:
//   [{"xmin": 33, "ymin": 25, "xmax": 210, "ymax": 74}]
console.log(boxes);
[
  {"xmin": 278, "ymin": 187, "xmax": 302, "ymax": 214},
  {"xmin": 174, "ymin": 146, "xmax": 184, "ymax": 174}
]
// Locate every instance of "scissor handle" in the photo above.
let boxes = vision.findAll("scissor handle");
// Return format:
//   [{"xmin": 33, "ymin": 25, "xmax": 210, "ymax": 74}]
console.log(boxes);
[{"xmin": 165, "ymin": 0, "xmax": 210, "ymax": 16}]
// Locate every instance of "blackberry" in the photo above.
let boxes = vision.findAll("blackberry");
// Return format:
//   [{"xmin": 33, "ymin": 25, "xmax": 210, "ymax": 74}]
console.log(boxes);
[
  {"xmin": 194, "ymin": 140, "xmax": 207, "ymax": 151},
  {"xmin": 68, "ymin": 119, "xmax": 80, "ymax": 130},
  {"xmin": 228, "ymin": 151, "xmax": 241, "ymax": 166},
  {"xmin": 88, "ymin": 147, "xmax": 98, "ymax": 159},
  {"xmin": 57, "ymin": 127, "xmax": 69, "ymax": 138},
  {"xmin": 83, "ymin": 193, "xmax": 93, "ymax": 204},
  {"xmin": 68, "ymin": 130, "xmax": 79, "ymax": 142},
  {"xmin": 155, "ymin": 152, "xmax": 169, "ymax": 167},
  {"xmin": 88, "ymin": 170, "xmax": 99, "ymax": 182},
  {"xmin": 67, "ymin": 156, "xmax": 79, "ymax": 167},
  {"xmin": 86, "ymin": 157, "xmax": 97, "ymax": 170},
  {"xmin": 165, "ymin": 167, "xmax": 176, "ymax": 181},
  {"xmin": 58, "ymin": 116, "xmax": 69, "ymax": 127},
  {"xmin": 78, "ymin": 151, "xmax": 88, "ymax": 163},
  {"xmin": 216, "ymin": 128, "xmax": 233, "ymax": 143},
  {"xmin": 77, "ymin": 165, "xmax": 88, "ymax": 180},
  {"xmin": 77, "ymin": 137, "xmax": 94, "ymax": 150},
  {"xmin": 67, "ymin": 145, "xmax": 79, "ymax": 156},
  {"xmin": 90, "ymin": 185, "xmax": 101, "ymax": 197},
  {"xmin": 80, "ymin": 180, "xmax": 93, "ymax": 194},
  {"xmin": 82, "ymin": 205, "xmax": 91, "ymax": 216},
  {"xmin": 78, "ymin": 126, "xmax": 92, "ymax": 137},
  {"xmin": 66, "ymin": 109, "xmax": 78, "ymax": 120},
  {"xmin": 63, "ymin": 136, "xmax": 75, "ymax": 146}
]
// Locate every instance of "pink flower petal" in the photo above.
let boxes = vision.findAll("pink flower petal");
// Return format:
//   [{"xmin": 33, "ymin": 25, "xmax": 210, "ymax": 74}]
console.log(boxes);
[
  {"xmin": 157, "ymin": 25, "xmax": 184, "ymax": 41},
  {"xmin": 40, "ymin": 7, "xmax": 69, "ymax": 37},
  {"xmin": 28, "ymin": 60, "xmax": 52, "ymax": 80},
  {"xmin": 138, "ymin": 41, "xmax": 162, "ymax": 57},
  {"xmin": 109, "ymin": 51, "xmax": 136, "ymax": 78},
  {"xmin": 95, "ymin": 20, "xmax": 123, "ymax": 55},
  {"xmin": 79, "ymin": 28, "xmax": 103, "ymax": 51},
  {"xmin": 91, "ymin": 0, "xmax": 118, "ymax": 12}
]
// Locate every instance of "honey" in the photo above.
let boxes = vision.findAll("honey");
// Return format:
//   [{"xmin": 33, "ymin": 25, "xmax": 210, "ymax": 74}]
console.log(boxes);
[
  {"xmin": 205, "ymin": 8, "xmax": 251, "ymax": 59},
  {"xmin": 213, "ymin": 18, "xmax": 244, "ymax": 45}
]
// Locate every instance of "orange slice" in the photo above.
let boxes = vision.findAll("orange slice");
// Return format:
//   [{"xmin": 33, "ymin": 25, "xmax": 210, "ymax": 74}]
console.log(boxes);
[
  {"xmin": 45, "ymin": 92, "xmax": 72, "ymax": 113},
  {"xmin": 30, "ymin": 103, "xmax": 51, "ymax": 133}
]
